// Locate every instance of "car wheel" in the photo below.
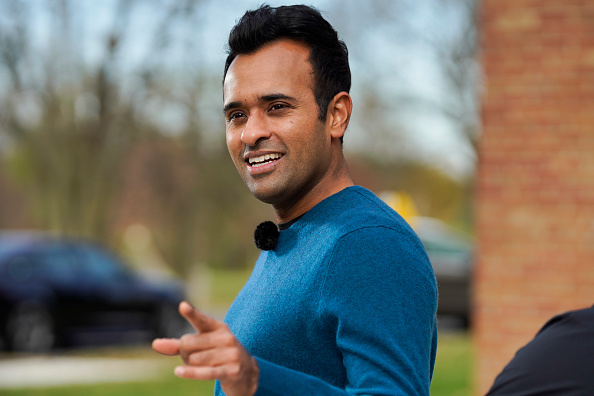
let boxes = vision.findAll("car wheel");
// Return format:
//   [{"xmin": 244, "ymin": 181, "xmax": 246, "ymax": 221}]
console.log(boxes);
[{"xmin": 6, "ymin": 302, "xmax": 56, "ymax": 353}]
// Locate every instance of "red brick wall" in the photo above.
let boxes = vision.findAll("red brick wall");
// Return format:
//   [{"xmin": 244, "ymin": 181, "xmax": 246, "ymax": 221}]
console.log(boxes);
[{"xmin": 475, "ymin": 0, "xmax": 594, "ymax": 393}]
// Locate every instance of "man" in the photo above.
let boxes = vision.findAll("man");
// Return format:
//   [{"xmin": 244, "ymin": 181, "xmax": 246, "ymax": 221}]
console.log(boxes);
[{"xmin": 153, "ymin": 5, "xmax": 438, "ymax": 395}]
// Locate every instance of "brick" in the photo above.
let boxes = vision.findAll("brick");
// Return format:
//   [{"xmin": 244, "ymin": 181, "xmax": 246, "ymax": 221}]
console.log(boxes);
[{"xmin": 477, "ymin": 0, "xmax": 594, "ymax": 393}]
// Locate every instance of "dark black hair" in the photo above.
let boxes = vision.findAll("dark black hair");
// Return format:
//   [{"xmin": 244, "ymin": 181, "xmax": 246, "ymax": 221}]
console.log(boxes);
[{"xmin": 223, "ymin": 4, "xmax": 351, "ymax": 122}]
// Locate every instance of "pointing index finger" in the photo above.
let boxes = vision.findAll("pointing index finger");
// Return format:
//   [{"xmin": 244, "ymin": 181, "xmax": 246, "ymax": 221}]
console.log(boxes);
[{"xmin": 179, "ymin": 301, "xmax": 220, "ymax": 333}]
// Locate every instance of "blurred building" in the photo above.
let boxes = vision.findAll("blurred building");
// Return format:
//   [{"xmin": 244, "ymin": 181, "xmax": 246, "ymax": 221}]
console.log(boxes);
[{"xmin": 475, "ymin": 0, "xmax": 594, "ymax": 394}]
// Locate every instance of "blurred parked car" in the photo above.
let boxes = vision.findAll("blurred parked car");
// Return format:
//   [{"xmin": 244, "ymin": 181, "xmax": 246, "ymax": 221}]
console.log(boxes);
[
  {"xmin": 411, "ymin": 217, "xmax": 474, "ymax": 326},
  {"xmin": 0, "ymin": 232, "xmax": 187, "ymax": 353}
]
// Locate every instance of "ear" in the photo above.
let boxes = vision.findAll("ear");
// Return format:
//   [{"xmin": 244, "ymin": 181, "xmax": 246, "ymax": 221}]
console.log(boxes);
[{"xmin": 327, "ymin": 92, "xmax": 353, "ymax": 139}]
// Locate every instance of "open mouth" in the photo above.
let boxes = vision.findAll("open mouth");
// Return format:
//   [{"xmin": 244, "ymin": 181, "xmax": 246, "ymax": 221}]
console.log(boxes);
[{"xmin": 248, "ymin": 153, "xmax": 283, "ymax": 168}]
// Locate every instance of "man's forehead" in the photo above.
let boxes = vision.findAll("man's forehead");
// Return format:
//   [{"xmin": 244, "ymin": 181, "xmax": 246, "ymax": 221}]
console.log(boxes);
[
  {"xmin": 223, "ymin": 40, "xmax": 314, "ymax": 101},
  {"xmin": 223, "ymin": 39, "xmax": 313, "ymax": 92},
  {"xmin": 229, "ymin": 38, "xmax": 312, "ymax": 70}
]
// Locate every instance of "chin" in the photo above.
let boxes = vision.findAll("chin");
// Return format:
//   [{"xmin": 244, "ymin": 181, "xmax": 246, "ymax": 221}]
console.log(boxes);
[
  {"xmin": 247, "ymin": 183, "xmax": 285, "ymax": 205},
  {"xmin": 251, "ymin": 189, "xmax": 281, "ymax": 205}
]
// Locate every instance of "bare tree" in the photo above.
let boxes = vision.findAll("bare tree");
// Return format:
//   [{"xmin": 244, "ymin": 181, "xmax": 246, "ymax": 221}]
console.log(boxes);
[
  {"xmin": 329, "ymin": 0, "xmax": 480, "ymax": 168},
  {"xmin": 0, "ymin": 0, "xmax": 480, "ymax": 274}
]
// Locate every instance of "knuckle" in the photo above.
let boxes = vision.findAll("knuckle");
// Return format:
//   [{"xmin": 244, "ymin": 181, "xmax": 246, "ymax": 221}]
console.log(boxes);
[
  {"xmin": 179, "ymin": 333, "xmax": 193, "ymax": 346},
  {"xmin": 226, "ymin": 363, "xmax": 241, "ymax": 377},
  {"xmin": 228, "ymin": 347, "xmax": 241, "ymax": 362},
  {"xmin": 219, "ymin": 331, "xmax": 235, "ymax": 345},
  {"xmin": 188, "ymin": 352, "xmax": 203, "ymax": 365}
]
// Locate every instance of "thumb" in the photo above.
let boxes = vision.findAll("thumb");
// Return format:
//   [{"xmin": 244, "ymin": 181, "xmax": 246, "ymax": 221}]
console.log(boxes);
[{"xmin": 152, "ymin": 338, "xmax": 181, "ymax": 356}]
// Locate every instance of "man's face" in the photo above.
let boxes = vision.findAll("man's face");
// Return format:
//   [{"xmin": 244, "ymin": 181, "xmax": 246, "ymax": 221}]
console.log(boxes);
[{"xmin": 223, "ymin": 39, "xmax": 335, "ymax": 210}]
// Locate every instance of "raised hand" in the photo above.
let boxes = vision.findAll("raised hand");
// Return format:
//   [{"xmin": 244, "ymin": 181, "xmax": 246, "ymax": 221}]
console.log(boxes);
[{"xmin": 152, "ymin": 301, "xmax": 259, "ymax": 396}]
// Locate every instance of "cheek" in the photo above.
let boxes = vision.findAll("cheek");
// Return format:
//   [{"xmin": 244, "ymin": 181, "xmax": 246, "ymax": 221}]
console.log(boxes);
[
  {"xmin": 226, "ymin": 130, "xmax": 247, "ymax": 174},
  {"xmin": 226, "ymin": 129, "xmax": 239, "ymax": 155}
]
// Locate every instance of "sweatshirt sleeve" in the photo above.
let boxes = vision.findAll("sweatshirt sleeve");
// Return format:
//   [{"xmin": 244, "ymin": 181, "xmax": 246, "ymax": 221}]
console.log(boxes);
[
  {"xmin": 323, "ymin": 226, "xmax": 438, "ymax": 395},
  {"xmin": 218, "ymin": 226, "xmax": 438, "ymax": 396}
]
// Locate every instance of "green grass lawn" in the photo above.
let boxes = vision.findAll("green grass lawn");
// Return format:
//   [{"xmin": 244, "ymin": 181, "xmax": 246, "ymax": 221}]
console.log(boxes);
[
  {"xmin": 1, "ymin": 332, "xmax": 471, "ymax": 396},
  {"xmin": 430, "ymin": 332, "xmax": 473, "ymax": 396}
]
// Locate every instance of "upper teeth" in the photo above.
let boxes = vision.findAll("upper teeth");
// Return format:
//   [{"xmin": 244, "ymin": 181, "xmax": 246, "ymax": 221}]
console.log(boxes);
[{"xmin": 249, "ymin": 153, "xmax": 282, "ymax": 167}]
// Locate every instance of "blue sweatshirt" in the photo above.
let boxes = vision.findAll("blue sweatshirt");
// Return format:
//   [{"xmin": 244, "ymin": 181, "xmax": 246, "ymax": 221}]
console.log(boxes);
[{"xmin": 217, "ymin": 186, "xmax": 438, "ymax": 395}]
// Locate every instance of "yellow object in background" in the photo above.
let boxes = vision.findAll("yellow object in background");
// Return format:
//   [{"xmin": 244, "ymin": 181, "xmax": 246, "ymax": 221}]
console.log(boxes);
[{"xmin": 379, "ymin": 191, "xmax": 419, "ymax": 224}]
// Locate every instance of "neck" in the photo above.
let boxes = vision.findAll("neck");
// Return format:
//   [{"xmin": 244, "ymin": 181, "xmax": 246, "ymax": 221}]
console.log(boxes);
[{"xmin": 273, "ymin": 161, "xmax": 354, "ymax": 224}]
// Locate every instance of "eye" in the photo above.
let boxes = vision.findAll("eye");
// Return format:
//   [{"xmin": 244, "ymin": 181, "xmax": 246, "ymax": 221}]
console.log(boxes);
[
  {"xmin": 227, "ymin": 111, "xmax": 246, "ymax": 122},
  {"xmin": 269, "ymin": 103, "xmax": 294, "ymax": 113},
  {"xmin": 270, "ymin": 103, "xmax": 286, "ymax": 111}
]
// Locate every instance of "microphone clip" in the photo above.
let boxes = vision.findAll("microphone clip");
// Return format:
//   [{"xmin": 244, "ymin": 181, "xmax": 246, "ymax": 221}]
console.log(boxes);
[{"xmin": 254, "ymin": 221, "xmax": 279, "ymax": 250}]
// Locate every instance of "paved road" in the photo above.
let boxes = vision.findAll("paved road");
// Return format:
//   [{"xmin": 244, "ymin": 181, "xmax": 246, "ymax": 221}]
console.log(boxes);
[
  {"xmin": 0, "ymin": 354, "xmax": 172, "ymax": 389},
  {"xmin": 0, "ymin": 307, "xmax": 227, "ymax": 390}
]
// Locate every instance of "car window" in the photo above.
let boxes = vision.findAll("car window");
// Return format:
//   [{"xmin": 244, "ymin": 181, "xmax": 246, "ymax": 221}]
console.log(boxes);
[
  {"xmin": 38, "ymin": 244, "xmax": 81, "ymax": 282},
  {"xmin": 5, "ymin": 253, "xmax": 37, "ymax": 281},
  {"xmin": 0, "ymin": 237, "xmax": 30, "ymax": 258},
  {"xmin": 78, "ymin": 245, "xmax": 130, "ymax": 281}
]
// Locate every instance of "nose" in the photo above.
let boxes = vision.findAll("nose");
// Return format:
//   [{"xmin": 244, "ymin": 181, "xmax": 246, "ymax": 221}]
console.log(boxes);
[{"xmin": 241, "ymin": 112, "xmax": 271, "ymax": 146}]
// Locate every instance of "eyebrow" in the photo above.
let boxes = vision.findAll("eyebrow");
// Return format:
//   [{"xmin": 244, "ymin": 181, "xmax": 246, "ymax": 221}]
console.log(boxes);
[
  {"xmin": 222, "ymin": 93, "xmax": 298, "ymax": 114},
  {"xmin": 223, "ymin": 101, "xmax": 242, "ymax": 114}
]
